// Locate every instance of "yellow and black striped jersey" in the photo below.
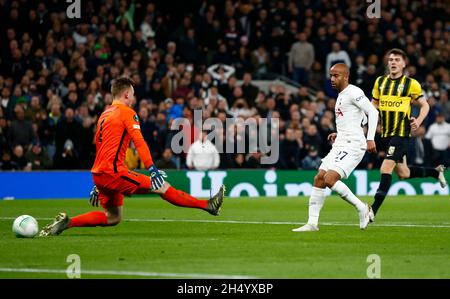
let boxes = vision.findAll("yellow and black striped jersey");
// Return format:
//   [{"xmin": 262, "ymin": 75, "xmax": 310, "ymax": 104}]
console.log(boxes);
[{"xmin": 372, "ymin": 75, "xmax": 423, "ymax": 138}]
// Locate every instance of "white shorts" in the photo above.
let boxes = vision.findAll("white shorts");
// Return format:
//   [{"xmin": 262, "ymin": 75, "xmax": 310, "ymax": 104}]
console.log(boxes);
[{"xmin": 319, "ymin": 145, "xmax": 365, "ymax": 179}]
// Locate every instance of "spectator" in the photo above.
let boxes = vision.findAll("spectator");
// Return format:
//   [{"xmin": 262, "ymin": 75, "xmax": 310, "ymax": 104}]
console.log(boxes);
[
  {"xmin": 292, "ymin": 86, "xmax": 312, "ymax": 104},
  {"xmin": 223, "ymin": 18, "xmax": 241, "ymax": 52},
  {"xmin": 213, "ymin": 43, "xmax": 233, "ymax": 66},
  {"xmin": 86, "ymin": 93, "xmax": 103, "ymax": 118},
  {"xmin": 53, "ymin": 108, "xmax": 82, "ymax": 169},
  {"xmin": 64, "ymin": 91, "xmax": 81, "ymax": 110},
  {"xmin": 233, "ymin": 46, "xmax": 253, "ymax": 78},
  {"xmin": 229, "ymin": 98, "xmax": 257, "ymax": 119},
  {"xmin": 325, "ymin": 42, "xmax": 351, "ymax": 78},
  {"xmin": 1, "ymin": 87, "xmax": 12, "ymax": 119},
  {"xmin": 409, "ymin": 126, "xmax": 433, "ymax": 167},
  {"xmin": 139, "ymin": 106, "xmax": 161, "ymax": 160},
  {"xmin": 155, "ymin": 148, "xmax": 178, "ymax": 169},
  {"xmin": 288, "ymin": 32, "xmax": 315, "ymax": 86},
  {"xmin": 0, "ymin": 114, "xmax": 8, "ymax": 152},
  {"xmin": 116, "ymin": 1, "xmax": 136, "ymax": 32},
  {"xmin": 361, "ymin": 64, "xmax": 378, "ymax": 97},
  {"xmin": 38, "ymin": 101, "xmax": 62, "ymax": 158},
  {"xmin": 161, "ymin": 64, "xmax": 179, "ymax": 98},
  {"xmin": 25, "ymin": 141, "xmax": 52, "ymax": 170},
  {"xmin": 11, "ymin": 144, "xmax": 30, "ymax": 171},
  {"xmin": 179, "ymin": 28, "xmax": 198, "ymax": 64},
  {"xmin": 301, "ymin": 146, "xmax": 322, "ymax": 170},
  {"xmin": 77, "ymin": 104, "xmax": 96, "ymax": 169},
  {"xmin": 312, "ymin": 27, "xmax": 331, "ymax": 66},
  {"xmin": 231, "ymin": 153, "xmax": 246, "ymax": 168},
  {"xmin": 245, "ymin": 151, "xmax": 262, "ymax": 168},
  {"xmin": 140, "ymin": 15, "xmax": 155, "ymax": 41},
  {"xmin": 28, "ymin": 95, "xmax": 46, "ymax": 127},
  {"xmin": 286, "ymin": 109, "xmax": 302, "ymax": 130},
  {"xmin": 251, "ymin": 45, "xmax": 270, "ymax": 79},
  {"xmin": 0, "ymin": 151, "xmax": 18, "ymax": 170},
  {"xmin": 8, "ymin": 105, "xmax": 35, "ymax": 149},
  {"xmin": 148, "ymin": 78, "xmax": 166, "ymax": 104},
  {"xmin": 186, "ymin": 130, "xmax": 220, "ymax": 171},
  {"xmin": 309, "ymin": 61, "xmax": 325, "ymax": 91},
  {"xmin": 425, "ymin": 113, "xmax": 450, "ymax": 166},
  {"xmin": 218, "ymin": 76, "xmax": 238, "ymax": 107},
  {"xmin": 172, "ymin": 77, "xmax": 193, "ymax": 100},
  {"xmin": 350, "ymin": 55, "xmax": 367, "ymax": 87},
  {"xmin": 199, "ymin": 72, "xmax": 214, "ymax": 99},
  {"xmin": 281, "ymin": 128, "xmax": 301, "ymax": 169},
  {"xmin": 229, "ymin": 85, "xmax": 245, "ymax": 108},
  {"xmin": 318, "ymin": 116, "xmax": 334, "ymax": 155},
  {"xmin": 303, "ymin": 124, "xmax": 322, "ymax": 154},
  {"xmin": 207, "ymin": 64, "xmax": 236, "ymax": 86},
  {"xmin": 204, "ymin": 86, "xmax": 228, "ymax": 109},
  {"xmin": 167, "ymin": 97, "xmax": 185, "ymax": 122},
  {"xmin": 241, "ymin": 73, "xmax": 259, "ymax": 107}
]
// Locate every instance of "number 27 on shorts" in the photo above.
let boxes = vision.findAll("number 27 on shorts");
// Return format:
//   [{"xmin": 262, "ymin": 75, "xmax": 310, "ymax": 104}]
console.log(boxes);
[{"xmin": 334, "ymin": 150, "xmax": 348, "ymax": 162}]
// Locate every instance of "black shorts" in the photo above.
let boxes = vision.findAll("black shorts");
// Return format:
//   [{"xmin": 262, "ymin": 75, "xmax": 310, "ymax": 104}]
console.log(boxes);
[{"xmin": 381, "ymin": 136, "xmax": 410, "ymax": 163}]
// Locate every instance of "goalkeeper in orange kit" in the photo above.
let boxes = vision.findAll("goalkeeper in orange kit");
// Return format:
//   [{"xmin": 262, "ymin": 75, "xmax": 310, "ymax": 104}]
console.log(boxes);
[{"xmin": 40, "ymin": 77, "xmax": 225, "ymax": 236}]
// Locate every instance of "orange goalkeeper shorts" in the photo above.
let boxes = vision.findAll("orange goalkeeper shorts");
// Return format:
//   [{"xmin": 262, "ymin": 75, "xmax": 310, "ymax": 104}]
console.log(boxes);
[{"xmin": 92, "ymin": 170, "xmax": 151, "ymax": 209}]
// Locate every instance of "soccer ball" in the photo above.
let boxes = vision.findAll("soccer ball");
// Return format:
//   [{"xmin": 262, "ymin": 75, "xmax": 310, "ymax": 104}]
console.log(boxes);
[{"xmin": 12, "ymin": 215, "xmax": 39, "ymax": 238}]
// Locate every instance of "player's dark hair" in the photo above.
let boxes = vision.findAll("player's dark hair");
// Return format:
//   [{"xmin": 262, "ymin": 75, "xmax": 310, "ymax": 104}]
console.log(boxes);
[
  {"xmin": 387, "ymin": 48, "xmax": 407, "ymax": 61},
  {"xmin": 111, "ymin": 77, "xmax": 135, "ymax": 99}
]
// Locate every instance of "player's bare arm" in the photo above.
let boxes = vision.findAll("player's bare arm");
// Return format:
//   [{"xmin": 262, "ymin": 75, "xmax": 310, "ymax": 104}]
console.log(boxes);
[
  {"xmin": 367, "ymin": 140, "xmax": 377, "ymax": 154},
  {"xmin": 410, "ymin": 97, "xmax": 430, "ymax": 131},
  {"xmin": 371, "ymin": 98, "xmax": 379, "ymax": 109},
  {"xmin": 327, "ymin": 132, "xmax": 337, "ymax": 143}
]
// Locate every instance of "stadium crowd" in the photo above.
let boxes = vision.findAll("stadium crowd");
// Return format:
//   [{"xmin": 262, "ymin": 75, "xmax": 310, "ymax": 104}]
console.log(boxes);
[{"xmin": 0, "ymin": 0, "xmax": 449, "ymax": 171}]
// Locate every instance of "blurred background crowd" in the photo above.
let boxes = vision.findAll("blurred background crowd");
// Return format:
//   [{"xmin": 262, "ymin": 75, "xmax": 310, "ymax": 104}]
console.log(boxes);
[{"xmin": 0, "ymin": 0, "xmax": 449, "ymax": 171}]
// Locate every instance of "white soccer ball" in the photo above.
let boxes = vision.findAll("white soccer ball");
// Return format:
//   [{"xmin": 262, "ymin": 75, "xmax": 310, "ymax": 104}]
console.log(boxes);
[{"xmin": 12, "ymin": 215, "xmax": 39, "ymax": 238}]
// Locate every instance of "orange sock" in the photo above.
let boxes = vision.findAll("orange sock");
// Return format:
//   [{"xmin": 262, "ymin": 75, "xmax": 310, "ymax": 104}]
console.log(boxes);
[
  {"xmin": 162, "ymin": 186, "xmax": 208, "ymax": 209},
  {"xmin": 69, "ymin": 211, "xmax": 108, "ymax": 228}
]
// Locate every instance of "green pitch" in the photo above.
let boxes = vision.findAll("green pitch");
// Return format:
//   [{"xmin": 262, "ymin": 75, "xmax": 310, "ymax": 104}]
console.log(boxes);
[{"xmin": 1, "ymin": 195, "xmax": 449, "ymax": 278}]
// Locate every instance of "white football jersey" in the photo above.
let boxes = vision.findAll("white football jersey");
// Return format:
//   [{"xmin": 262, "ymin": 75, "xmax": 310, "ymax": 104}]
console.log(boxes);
[{"xmin": 334, "ymin": 84, "xmax": 377, "ymax": 149}]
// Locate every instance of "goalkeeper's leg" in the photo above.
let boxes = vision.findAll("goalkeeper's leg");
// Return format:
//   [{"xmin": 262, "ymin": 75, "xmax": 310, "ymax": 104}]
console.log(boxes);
[
  {"xmin": 61, "ymin": 172, "xmax": 145, "ymax": 230},
  {"xmin": 59, "ymin": 195, "xmax": 123, "ymax": 231},
  {"xmin": 152, "ymin": 181, "xmax": 225, "ymax": 216},
  {"xmin": 39, "ymin": 201, "xmax": 120, "ymax": 236}
]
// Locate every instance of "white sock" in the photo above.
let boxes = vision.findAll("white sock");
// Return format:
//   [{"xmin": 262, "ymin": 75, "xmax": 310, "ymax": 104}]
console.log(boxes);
[
  {"xmin": 331, "ymin": 180, "xmax": 365, "ymax": 211},
  {"xmin": 307, "ymin": 187, "xmax": 326, "ymax": 226}
]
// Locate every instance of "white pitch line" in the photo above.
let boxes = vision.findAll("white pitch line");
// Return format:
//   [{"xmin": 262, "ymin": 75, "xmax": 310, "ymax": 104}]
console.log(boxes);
[
  {"xmin": 0, "ymin": 267, "xmax": 257, "ymax": 279},
  {"xmin": 124, "ymin": 218, "xmax": 450, "ymax": 228},
  {"xmin": 1, "ymin": 217, "xmax": 450, "ymax": 228}
]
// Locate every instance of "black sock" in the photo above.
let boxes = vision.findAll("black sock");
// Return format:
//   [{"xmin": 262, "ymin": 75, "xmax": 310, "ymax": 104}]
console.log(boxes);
[
  {"xmin": 408, "ymin": 166, "xmax": 439, "ymax": 178},
  {"xmin": 372, "ymin": 173, "xmax": 392, "ymax": 215}
]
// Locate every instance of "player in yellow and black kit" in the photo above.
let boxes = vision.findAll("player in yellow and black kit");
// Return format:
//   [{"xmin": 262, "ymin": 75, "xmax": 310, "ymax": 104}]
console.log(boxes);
[{"xmin": 370, "ymin": 48, "xmax": 447, "ymax": 218}]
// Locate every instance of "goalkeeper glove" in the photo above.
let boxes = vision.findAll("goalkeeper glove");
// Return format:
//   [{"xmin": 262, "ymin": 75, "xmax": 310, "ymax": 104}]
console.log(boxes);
[
  {"xmin": 89, "ymin": 185, "xmax": 99, "ymax": 207},
  {"xmin": 148, "ymin": 165, "xmax": 167, "ymax": 190}
]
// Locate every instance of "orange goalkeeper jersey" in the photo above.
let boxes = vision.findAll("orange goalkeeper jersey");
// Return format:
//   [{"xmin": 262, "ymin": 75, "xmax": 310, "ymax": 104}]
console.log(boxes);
[{"xmin": 91, "ymin": 100, "xmax": 153, "ymax": 174}]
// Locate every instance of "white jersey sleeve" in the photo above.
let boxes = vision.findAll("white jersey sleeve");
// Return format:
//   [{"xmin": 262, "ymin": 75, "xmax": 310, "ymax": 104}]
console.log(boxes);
[{"xmin": 350, "ymin": 87, "xmax": 379, "ymax": 141}]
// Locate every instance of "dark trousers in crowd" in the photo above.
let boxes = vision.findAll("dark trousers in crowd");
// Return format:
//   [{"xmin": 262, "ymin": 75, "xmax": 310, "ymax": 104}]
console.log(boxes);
[{"xmin": 292, "ymin": 67, "xmax": 309, "ymax": 86}]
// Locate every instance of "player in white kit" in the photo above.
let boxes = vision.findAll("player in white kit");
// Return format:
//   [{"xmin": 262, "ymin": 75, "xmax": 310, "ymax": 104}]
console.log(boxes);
[{"xmin": 293, "ymin": 63, "xmax": 379, "ymax": 231}]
